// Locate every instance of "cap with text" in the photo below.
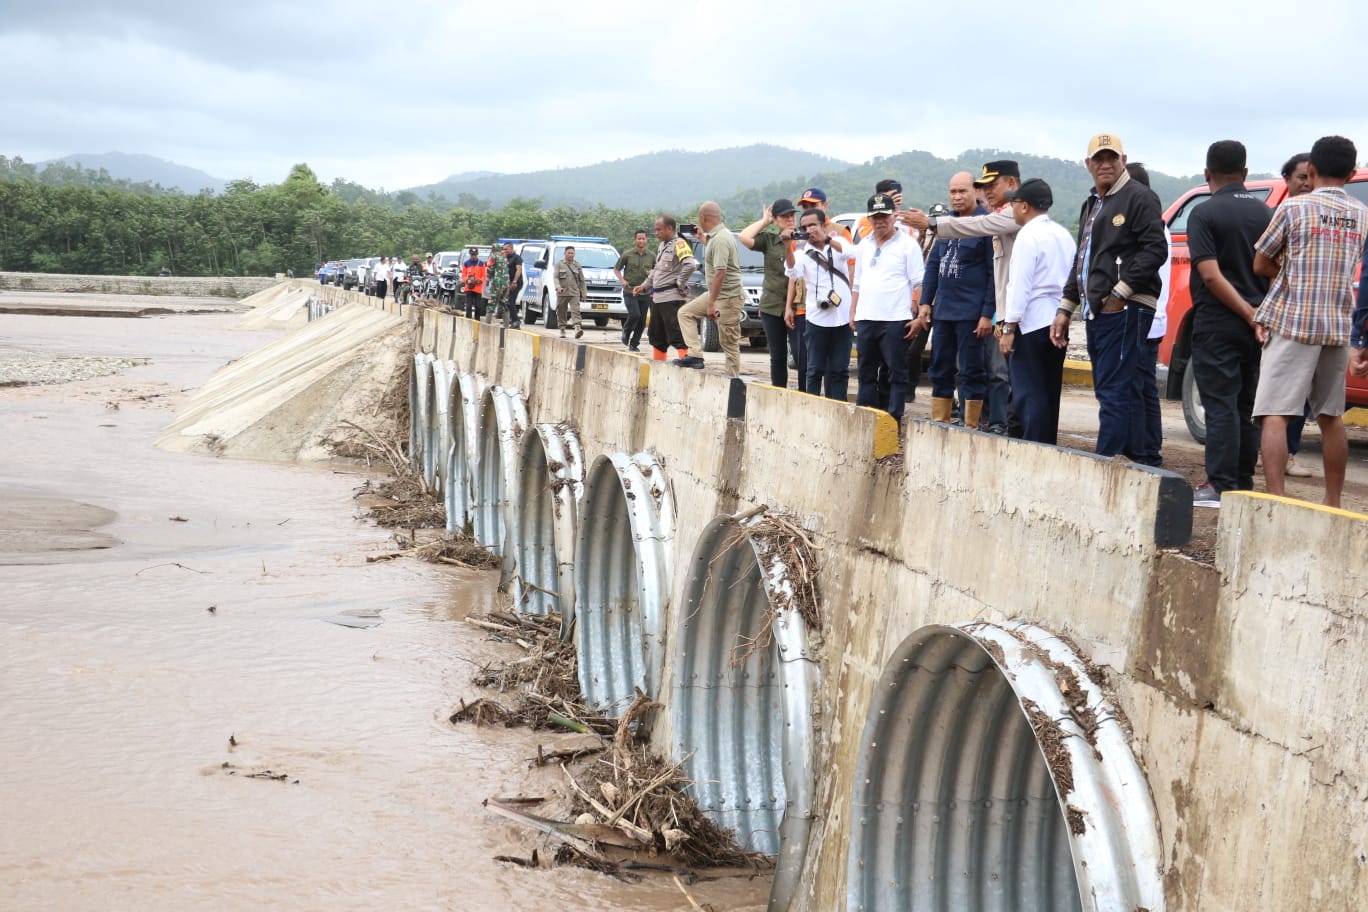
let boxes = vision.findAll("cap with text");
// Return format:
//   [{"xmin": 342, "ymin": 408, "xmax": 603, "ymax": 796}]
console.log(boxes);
[
  {"xmin": 973, "ymin": 160, "xmax": 1021, "ymax": 186},
  {"xmin": 1003, "ymin": 178, "xmax": 1054, "ymax": 211},
  {"xmin": 1087, "ymin": 133, "xmax": 1124, "ymax": 159},
  {"xmin": 866, "ymin": 193, "xmax": 897, "ymax": 216},
  {"xmin": 799, "ymin": 187, "xmax": 827, "ymax": 204}
]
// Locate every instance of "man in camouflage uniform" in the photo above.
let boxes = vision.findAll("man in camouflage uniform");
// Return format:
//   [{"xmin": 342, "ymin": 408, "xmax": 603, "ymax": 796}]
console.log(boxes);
[
  {"xmin": 634, "ymin": 213, "xmax": 697, "ymax": 361},
  {"xmin": 483, "ymin": 245, "xmax": 511, "ymax": 325},
  {"xmin": 554, "ymin": 245, "xmax": 589, "ymax": 339}
]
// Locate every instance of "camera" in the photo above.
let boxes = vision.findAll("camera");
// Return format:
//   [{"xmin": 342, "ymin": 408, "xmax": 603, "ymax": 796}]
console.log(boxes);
[
  {"xmin": 791, "ymin": 229, "xmax": 809, "ymax": 242},
  {"xmin": 679, "ymin": 223, "xmax": 699, "ymax": 238}
]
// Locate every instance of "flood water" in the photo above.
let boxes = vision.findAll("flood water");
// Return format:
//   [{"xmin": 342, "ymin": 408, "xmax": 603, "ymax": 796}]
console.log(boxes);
[{"xmin": 0, "ymin": 309, "xmax": 768, "ymax": 911}]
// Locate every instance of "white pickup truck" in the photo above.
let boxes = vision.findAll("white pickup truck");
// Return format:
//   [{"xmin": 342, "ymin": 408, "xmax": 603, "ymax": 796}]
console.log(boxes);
[{"xmin": 516, "ymin": 236, "xmax": 625, "ymax": 330}]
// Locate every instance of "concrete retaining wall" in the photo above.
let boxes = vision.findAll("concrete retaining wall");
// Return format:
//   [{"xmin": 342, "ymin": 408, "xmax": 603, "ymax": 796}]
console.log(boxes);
[
  {"xmin": 315, "ymin": 281, "xmax": 1368, "ymax": 910},
  {"xmin": 0, "ymin": 270, "xmax": 278, "ymax": 298}
]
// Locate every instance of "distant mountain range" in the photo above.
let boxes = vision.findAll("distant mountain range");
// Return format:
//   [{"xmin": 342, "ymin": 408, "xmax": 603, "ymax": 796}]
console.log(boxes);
[
  {"xmin": 22, "ymin": 145, "xmax": 1204, "ymax": 216},
  {"xmin": 405, "ymin": 145, "xmax": 854, "ymax": 210},
  {"xmin": 38, "ymin": 152, "xmax": 226, "ymax": 194}
]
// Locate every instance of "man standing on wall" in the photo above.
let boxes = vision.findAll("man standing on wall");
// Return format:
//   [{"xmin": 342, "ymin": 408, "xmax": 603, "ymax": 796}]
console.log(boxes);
[
  {"xmin": 1051, "ymin": 134, "xmax": 1168, "ymax": 459},
  {"xmin": 614, "ymin": 230, "xmax": 653, "ymax": 352},
  {"xmin": 1183, "ymin": 141, "xmax": 1271, "ymax": 507},
  {"xmin": 784, "ymin": 208, "xmax": 854, "ymax": 399},
  {"xmin": 484, "ymin": 245, "xmax": 511, "ymax": 325},
  {"xmin": 634, "ymin": 214, "xmax": 696, "ymax": 362},
  {"xmin": 555, "ymin": 245, "xmax": 588, "ymax": 339},
  {"xmin": 1251, "ymin": 135, "xmax": 1368, "ymax": 508},
  {"xmin": 739, "ymin": 198, "xmax": 800, "ymax": 388},
  {"xmin": 676, "ymin": 202, "xmax": 745, "ymax": 376},
  {"xmin": 922, "ymin": 171, "xmax": 995, "ymax": 428},
  {"xmin": 373, "ymin": 256, "xmax": 390, "ymax": 303},
  {"xmin": 851, "ymin": 192, "xmax": 926, "ymax": 422}
]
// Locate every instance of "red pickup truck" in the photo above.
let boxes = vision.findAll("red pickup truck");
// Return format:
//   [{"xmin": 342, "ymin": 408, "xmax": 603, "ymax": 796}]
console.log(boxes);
[{"xmin": 1158, "ymin": 170, "xmax": 1368, "ymax": 441}]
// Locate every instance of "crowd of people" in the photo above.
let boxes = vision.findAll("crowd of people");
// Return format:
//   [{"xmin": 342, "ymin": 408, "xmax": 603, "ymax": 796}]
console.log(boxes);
[{"xmin": 345, "ymin": 131, "xmax": 1368, "ymax": 510}]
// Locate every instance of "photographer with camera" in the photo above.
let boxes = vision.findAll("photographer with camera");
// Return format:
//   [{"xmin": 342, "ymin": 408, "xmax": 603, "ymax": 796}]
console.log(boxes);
[{"xmin": 783, "ymin": 209, "xmax": 854, "ymax": 400}]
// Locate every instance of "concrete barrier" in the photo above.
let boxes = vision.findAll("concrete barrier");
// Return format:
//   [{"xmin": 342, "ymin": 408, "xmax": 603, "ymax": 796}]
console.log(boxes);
[
  {"xmin": 252, "ymin": 283, "xmax": 1366, "ymax": 911},
  {"xmin": 0, "ymin": 270, "xmax": 276, "ymax": 297}
]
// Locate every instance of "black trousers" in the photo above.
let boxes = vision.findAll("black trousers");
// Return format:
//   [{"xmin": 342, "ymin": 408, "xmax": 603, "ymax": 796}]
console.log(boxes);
[
  {"xmin": 1009, "ymin": 325, "xmax": 1067, "ymax": 444},
  {"xmin": 623, "ymin": 292, "xmax": 649, "ymax": 346},
  {"xmin": 1190, "ymin": 328, "xmax": 1261, "ymax": 492},
  {"xmin": 464, "ymin": 290, "xmax": 484, "ymax": 319},
  {"xmin": 648, "ymin": 298, "xmax": 686, "ymax": 354}
]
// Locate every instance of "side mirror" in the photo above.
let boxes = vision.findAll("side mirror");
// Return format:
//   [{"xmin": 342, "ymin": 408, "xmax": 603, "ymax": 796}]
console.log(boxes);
[{"xmin": 533, "ymin": 260, "xmax": 548, "ymax": 269}]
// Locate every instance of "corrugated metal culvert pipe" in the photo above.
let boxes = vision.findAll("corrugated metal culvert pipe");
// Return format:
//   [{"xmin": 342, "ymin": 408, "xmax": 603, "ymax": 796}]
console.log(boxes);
[
  {"xmin": 470, "ymin": 386, "xmax": 527, "ymax": 557},
  {"xmin": 444, "ymin": 372, "xmax": 479, "ymax": 535},
  {"xmin": 429, "ymin": 359, "xmax": 456, "ymax": 495},
  {"xmin": 670, "ymin": 512, "xmax": 820, "ymax": 912},
  {"xmin": 409, "ymin": 352, "xmax": 433, "ymax": 474},
  {"xmin": 846, "ymin": 622, "xmax": 1164, "ymax": 912},
  {"xmin": 573, "ymin": 453, "xmax": 675, "ymax": 714},
  {"xmin": 506, "ymin": 422, "xmax": 584, "ymax": 628}
]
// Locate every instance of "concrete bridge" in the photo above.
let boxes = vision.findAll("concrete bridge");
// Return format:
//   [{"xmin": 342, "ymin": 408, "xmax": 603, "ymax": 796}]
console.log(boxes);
[{"xmin": 295, "ymin": 286, "xmax": 1366, "ymax": 910}]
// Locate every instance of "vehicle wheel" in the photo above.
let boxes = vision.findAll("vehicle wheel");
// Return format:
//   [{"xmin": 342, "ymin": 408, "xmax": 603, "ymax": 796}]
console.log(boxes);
[
  {"xmin": 701, "ymin": 317, "xmax": 721, "ymax": 353},
  {"xmin": 544, "ymin": 292, "xmax": 558, "ymax": 330},
  {"xmin": 522, "ymin": 301, "xmax": 537, "ymax": 326},
  {"xmin": 1181, "ymin": 364, "xmax": 1206, "ymax": 444},
  {"xmin": 747, "ymin": 333, "xmax": 768, "ymax": 350},
  {"xmin": 592, "ymin": 315, "xmax": 608, "ymax": 327}
]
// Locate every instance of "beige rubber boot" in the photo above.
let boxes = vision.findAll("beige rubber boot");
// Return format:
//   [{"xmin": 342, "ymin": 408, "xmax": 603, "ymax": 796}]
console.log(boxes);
[
  {"xmin": 964, "ymin": 400, "xmax": 984, "ymax": 430},
  {"xmin": 931, "ymin": 396, "xmax": 954, "ymax": 423}
]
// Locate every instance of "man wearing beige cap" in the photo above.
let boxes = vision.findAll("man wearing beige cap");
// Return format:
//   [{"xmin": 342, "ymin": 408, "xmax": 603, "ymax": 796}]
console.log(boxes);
[{"xmin": 1051, "ymin": 133, "xmax": 1167, "ymax": 459}]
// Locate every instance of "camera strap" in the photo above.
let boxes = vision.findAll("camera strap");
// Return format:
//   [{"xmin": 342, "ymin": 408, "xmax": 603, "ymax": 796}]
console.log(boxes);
[{"xmin": 806, "ymin": 247, "xmax": 851, "ymax": 291}]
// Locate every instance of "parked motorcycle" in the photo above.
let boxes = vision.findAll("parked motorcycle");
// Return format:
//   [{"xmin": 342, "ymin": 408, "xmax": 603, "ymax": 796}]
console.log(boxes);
[{"xmin": 438, "ymin": 267, "xmax": 460, "ymax": 311}]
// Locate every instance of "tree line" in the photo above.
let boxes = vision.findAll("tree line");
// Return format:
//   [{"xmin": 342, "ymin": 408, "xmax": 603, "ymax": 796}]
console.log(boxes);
[{"xmin": 0, "ymin": 160, "xmax": 678, "ymax": 278}]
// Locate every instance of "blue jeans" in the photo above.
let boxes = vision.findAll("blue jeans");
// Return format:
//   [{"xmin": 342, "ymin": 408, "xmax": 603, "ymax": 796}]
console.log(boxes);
[
  {"xmin": 986, "ymin": 340, "xmax": 1010, "ymax": 430},
  {"xmin": 623, "ymin": 292, "xmax": 649, "ymax": 347},
  {"xmin": 1085, "ymin": 304, "xmax": 1155, "ymax": 458},
  {"xmin": 1010, "ymin": 326, "xmax": 1067, "ymax": 444},
  {"xmin": 1132, "ymin": 337, "xmax": 1163, "ymax": 466},
  {"xmin": 806, "ymin": 322, "xmax": 853, "ymax": 401},
  {"xmin": 856, "ymin": 320, "xmax": 911, "ymax": 422},
  {"xmin": 929, "ymin": 319, "xmax": 988, "ymax": 401}
]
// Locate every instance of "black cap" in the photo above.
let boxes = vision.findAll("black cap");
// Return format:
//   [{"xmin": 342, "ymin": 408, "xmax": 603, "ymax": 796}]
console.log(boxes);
[
  {"xmin": 973, "ymin": 160, "xmax": 1021, "ymax": 186},
  {"xmin": 866, "ymin": 193, "xmax": 897, "ymax": 216},
  {"xmin": 1004, "ymin": 178, "xmax": 1053, "ymax": 210},
  {"xmin": 771, "ymin": 198, "xmax": 797, "ymax": 218}
]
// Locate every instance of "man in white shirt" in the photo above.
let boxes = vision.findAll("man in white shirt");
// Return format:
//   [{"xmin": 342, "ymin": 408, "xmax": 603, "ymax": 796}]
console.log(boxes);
[
  {"xmin": 783, "ymin": 208, "xmax": 854, "ymax": 400},
  {"xmin": 373, "ymin": 257, "xmax": 391, "ymax": 301},
  {"xmin": 850, "ymin": 193, "xmax": 926, "ymax": 422},
  {"xmin": 997, "ymin": 179, "xmax": 1076, "ymax": 444}
]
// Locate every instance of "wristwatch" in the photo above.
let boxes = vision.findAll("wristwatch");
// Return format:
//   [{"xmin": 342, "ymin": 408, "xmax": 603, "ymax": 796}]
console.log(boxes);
[{"xmin": 998, "ymin": 323, "xmax": 1016, "ymax": 336}]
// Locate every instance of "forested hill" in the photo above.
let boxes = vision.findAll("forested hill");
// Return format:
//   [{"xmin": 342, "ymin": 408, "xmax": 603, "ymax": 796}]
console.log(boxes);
[
  {"xmin": 716, "ymin": 149, "xmax": 1201, "ymax": 222},
  {"xmin": 407, "ymin": 145, "xmax": 853, "ymax": 210},
  {"xmin": 39, "ymin": 152, "xmax": 226, "ymax": 194}
]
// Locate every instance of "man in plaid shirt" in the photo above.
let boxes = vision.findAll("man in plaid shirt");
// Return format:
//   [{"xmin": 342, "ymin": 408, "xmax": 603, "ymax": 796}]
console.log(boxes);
[{"xmin": 1252, "ymin": 134, "xmax": 1368, "ymax": 508}]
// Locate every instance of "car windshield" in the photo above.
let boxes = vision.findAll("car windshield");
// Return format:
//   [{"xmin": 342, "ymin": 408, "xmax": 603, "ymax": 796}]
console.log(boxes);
[
  {"xmin": 557, "ymin": 246, "xmax": 618, "ymax": 268},
  {"xmin": 737, "ymin": 243, "xmax": 765, "ymax": 271},
  {"xmin": 436, "ymin": 254, "xmax": 462, "ymax": 270}
]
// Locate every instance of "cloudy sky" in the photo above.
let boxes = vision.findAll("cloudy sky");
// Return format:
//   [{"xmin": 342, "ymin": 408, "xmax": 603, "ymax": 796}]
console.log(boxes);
[{"xmin": 5, "ymin": 0, "xmax": 1367, "ymax": 189}]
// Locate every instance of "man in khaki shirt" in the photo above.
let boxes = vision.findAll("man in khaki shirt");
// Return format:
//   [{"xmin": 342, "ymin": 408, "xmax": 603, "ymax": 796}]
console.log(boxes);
[
  {"xmin": 676, "ymin": 201, "xmax": 745, "ymax": 375},
  {"xmin": 554, "ymin": 246, "xmax": 588, "ymax": 338}
]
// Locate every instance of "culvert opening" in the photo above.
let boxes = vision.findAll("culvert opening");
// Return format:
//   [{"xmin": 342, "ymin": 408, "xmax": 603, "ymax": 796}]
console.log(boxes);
[
  {"xmin": 421, "ymin": 356, "xmax": 440, "ymax": 489},
  {"xmin": 573, "ymin": 453, "xmax": 674, "ymax": 714},
  {"xmin": 430, "ymin": 360, "xmax": 454, "ymax": 496},
  {"xmin": 507, "ymin": 423, "xmax": 583, "ymax": 620},
  {"xmin": 846, "ymin": 623, "xmax": 1163, "ymax": 912},
  {"xmin": 671, "ymin": 512, "xmax": 819, "ymax": 912},
  {"xmin": 470, "ymin": 386, "xmax": 527, "ymax": 557},
  {"xmin": 443, "ymin": 372, "xmax": 472, "ymax": 534}
]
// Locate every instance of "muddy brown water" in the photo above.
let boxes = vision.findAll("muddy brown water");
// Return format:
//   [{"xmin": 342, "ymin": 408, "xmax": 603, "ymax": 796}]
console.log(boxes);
[{"xmin": 0, "ymin": 308, "xmax": 768, "ymax": 912}]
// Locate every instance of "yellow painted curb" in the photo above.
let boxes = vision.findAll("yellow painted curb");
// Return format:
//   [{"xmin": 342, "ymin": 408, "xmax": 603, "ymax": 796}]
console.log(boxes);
[
  {"xmin": 638, "ymin": 362, "xmax": 651, "ymax": 389},
  {"xmin": 871, "ymin": 412, "xmax": 900, "ymax": 459},
  {"xmin": 1224, "ymin": 490, "xmax": 1368, "ymax": 521},
  {"xmin": 1062, "ymin": 358, "xmax": 1095, "ymax": 388}
]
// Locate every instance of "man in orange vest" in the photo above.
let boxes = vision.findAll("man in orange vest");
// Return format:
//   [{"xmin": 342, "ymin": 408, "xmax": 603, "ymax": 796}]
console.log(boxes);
[{"xmin": 461, "ymin": 247, "xmax": 486, "ymax": 319}]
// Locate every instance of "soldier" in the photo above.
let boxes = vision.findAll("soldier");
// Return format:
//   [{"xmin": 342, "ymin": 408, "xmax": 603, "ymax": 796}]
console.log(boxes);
[
  {"xmin": 555, "ymin": 246, "xmax": 588, "ymax": 339},
  {"xmin": 634, "ymin": 214, "xmax": 697, "ymax": 361}
]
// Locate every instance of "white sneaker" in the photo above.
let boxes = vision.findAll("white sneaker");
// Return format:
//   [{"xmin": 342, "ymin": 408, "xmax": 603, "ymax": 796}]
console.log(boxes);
[{"xmin": 1285, "ymin": 456, "xmax": 1313, "ymax": 478}]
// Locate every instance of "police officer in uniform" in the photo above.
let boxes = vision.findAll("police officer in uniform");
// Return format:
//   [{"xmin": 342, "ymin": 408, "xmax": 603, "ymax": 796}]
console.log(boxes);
[{"xmin": 634, "ymin": 214, "xmax": 697, "ymax": 361}]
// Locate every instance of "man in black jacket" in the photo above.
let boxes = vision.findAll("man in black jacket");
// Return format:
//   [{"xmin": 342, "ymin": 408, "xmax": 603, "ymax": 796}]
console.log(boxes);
[{"xmin": 1051, "ymin": 133, "xmax": 1168, "ymax": 458}]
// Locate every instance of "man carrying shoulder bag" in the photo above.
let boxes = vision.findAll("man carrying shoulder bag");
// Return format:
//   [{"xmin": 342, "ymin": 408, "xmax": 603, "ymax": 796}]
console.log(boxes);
[{"xmin": 784, "ymin": 208, "xmax": 854, "ymax": 400}]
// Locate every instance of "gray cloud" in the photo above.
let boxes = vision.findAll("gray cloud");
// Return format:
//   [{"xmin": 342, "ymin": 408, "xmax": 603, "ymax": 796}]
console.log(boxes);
[{"xmin": 5, "ymin": 0, "xmax": 1368, "ymax": 189}]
